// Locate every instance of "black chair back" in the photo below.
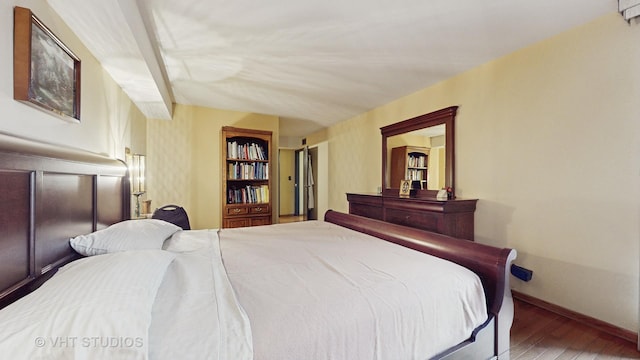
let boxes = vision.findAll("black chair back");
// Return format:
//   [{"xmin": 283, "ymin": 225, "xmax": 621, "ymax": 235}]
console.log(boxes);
[{"xmin": 152, "ymin": 205, "xmax": 191, "ymax": 230}]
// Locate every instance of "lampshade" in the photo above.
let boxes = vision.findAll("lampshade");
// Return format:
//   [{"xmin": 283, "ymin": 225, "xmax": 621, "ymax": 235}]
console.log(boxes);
[{"xmin": 126, "ymin": 153, "xmax": 146, "ymax": 194}]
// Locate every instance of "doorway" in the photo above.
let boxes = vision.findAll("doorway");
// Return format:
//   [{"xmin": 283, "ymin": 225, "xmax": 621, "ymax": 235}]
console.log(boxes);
[
  {"xmin": 294, "ymin": 147, "xmax": 309, "ymax": 220},
  {"xmin": 278, "ymin": 142, "xmax": 326, "ymax": 223},
  {"xmin": 277, "ymin": 147, "xmax": 308, "ymax": 223},
  {"xmin": 278, "ymin": 148, "xmax": 296, "ymax": 219}
]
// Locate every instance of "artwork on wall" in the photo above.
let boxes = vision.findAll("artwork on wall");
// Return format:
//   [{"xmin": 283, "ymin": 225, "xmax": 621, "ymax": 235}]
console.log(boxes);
[{"xmin": 13, "ymin": 6, "xmax": 81, "ymax": 122}]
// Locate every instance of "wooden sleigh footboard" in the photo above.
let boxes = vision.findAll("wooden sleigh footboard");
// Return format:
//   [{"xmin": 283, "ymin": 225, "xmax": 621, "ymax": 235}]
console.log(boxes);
[{"xmin": 325, "ymin": 210, "xmax": 517, "ymax": 359}]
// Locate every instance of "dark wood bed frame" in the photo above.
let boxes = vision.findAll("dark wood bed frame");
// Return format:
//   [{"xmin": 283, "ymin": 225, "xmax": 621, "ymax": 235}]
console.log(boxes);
[
  {"xmin": 0, "ymin": 133, "xmax": 129, "ymax": 309},
  {"xmin": 325, "ymin": 210, "xmax": 517, "ymax": 359},
  {"xmin": 0, "ymin": 133, "xmax": 515, "ymax": 359}
]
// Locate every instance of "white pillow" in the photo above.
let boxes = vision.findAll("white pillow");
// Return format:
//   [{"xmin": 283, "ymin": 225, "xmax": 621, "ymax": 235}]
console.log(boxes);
[
  {"xmin": 162, "ymin": 229, "xmax": 216, "ymax": 253},
  {"xmin": 0, "ymin": 250, "xmax": 176, "ymax": 359},
  {"xmin": 70, "ymin": 219, "xmax": 181, "ymax": 256}
]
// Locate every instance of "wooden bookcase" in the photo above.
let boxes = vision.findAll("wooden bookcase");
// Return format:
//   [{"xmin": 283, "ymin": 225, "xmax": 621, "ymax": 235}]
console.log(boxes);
[
  {"xmin": 390, "ymin": 145, "xmax": 430, "ymax": 190},
  {"xmin": 222, "ymin": 126, "xmax": 272, "ymax": 228}
]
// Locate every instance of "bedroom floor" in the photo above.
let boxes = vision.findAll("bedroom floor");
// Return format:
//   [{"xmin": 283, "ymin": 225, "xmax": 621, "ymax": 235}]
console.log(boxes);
[
  {"xmin": 279, "ymin": 215, "xmax": 305, "ymax": 223},
  {"xmin": 511, "ymin": 299, "xmax": 639, "ymax": 359}
]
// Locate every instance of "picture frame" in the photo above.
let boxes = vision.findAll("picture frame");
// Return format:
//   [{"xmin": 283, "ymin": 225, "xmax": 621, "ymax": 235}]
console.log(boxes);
[
  {"xmin": 13, "ymin": 6, "xmax": 81, "ymax": 122},
  {"xmin": 399, "ymin": 179, "xmax": 412, "ymax": 197}
]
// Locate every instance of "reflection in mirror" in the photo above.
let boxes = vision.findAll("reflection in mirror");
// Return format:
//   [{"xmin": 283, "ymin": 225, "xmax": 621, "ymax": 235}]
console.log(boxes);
[
  {"xmin": 385, "ymin": 124, "xmax": 445, "ymax": 191},
  {"xmin": 381, "ymin": 106, "xmax": 457, "ymax": 198}
]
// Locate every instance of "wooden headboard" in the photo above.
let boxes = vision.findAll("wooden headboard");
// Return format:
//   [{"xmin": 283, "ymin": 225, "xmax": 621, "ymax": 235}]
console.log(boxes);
[{"xmin": 0, "ymin": 133, "xmax": 129, "ymax": 308}]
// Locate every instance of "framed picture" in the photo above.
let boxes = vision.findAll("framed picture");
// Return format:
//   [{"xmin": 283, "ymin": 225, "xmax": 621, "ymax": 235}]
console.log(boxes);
[
  {"xmin": 399, "ymin": 179, "xmax": 412, "ymax": 197},
  {"xmin": 13, "ymin": 6, "xmax": 81, "ymax": 122}
]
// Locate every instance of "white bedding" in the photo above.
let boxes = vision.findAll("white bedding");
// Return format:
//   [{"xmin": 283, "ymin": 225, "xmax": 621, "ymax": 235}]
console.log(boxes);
[
  {"xmin": 218, "ymin": 221, "xmax": 488, "ymax": 360},
  {"xmin": 149, "ymin": 230, "xmax": 252, "ymax": 360},
  {"xmin": 0, "ymin": 250, "xmax": 177, "ymax": 360},
  {"xmin": 0, "ymin": 220, "xmax": 488, "ymax": 359}
]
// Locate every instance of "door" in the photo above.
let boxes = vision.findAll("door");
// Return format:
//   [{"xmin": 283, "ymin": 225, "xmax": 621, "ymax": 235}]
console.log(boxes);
[
  {"xmin": 278, "ymin": 149, "xmax": 296, "ymax": 217},
  {"xmin": 294, "ymin": 146, "xmax": 309, "ymax": 220},
  {"xmin": 307, "ymin": 146, "xmax": 318, "ymax": 220}
]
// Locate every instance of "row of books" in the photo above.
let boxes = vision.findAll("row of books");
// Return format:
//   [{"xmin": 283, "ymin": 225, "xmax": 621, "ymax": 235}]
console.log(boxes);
[
  {"xmin": 228, "ymin": 185, "xmax": 269, "ymax": 204},
  {"xmin": 228, "ymin": 162, "xmax": 269, "ymax": 180},
  {"xmin": 407, "ymin": 169, "xmax": 426, "ymax": 181},
  {"xmin": 227, "ymin": 140, "xmax": 267, "ymax": 160},
  {"xmin": 407, "ymin": 154, "xmax": 427, "ymax": 168}
]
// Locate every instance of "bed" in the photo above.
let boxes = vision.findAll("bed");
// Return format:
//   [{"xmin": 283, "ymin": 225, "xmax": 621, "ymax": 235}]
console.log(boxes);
[{"xmin": 0, "ymin": 134, "xmax": 516, "ymax": 359}]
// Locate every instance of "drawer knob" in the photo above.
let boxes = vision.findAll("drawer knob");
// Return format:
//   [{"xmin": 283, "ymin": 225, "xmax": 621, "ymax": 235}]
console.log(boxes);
[
  {"xmin": 255, "ymin": 207, "xmax": 263, "ymax": 212},
  {"xmin": 233, "ymin": 208, "xmax": 241, "ymax": 213}
]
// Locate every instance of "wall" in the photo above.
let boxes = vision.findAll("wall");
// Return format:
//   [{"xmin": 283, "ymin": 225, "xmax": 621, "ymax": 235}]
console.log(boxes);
[
  {"xmin": 147, "ymin": 104, "xmax": 279, "ymax": 230},
  {"xmin": 0, "ymin": 1, "xmax": 146, "ymax": 159},
  {"xmin": 309, "ymin": 13, "xmax": 640, "ymax": 332}
]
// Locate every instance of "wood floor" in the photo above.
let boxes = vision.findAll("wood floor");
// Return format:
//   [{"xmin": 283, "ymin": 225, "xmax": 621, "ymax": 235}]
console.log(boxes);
[
  {"xmin": 279, "ymin": 215, "xmax": 305, "ymax": 223},
  {"xmin": 511, "ymin": 299, "xmax": 639, "ymax": 359}
]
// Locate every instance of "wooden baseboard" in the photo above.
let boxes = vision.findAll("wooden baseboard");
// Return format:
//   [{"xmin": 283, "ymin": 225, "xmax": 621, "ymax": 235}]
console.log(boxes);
[{"xmin": 512, "ymin": 290, "xmax": 637, "ymax": 345}]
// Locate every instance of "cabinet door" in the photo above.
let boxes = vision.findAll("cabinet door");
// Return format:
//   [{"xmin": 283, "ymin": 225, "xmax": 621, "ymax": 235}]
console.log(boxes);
[
  {"xmin": 250, "ymin": 216, "xmax": 271, "ymax": 226},
  {"xmin": 224, "ymin": 218, "xmax": 250, "ymax": 228}
]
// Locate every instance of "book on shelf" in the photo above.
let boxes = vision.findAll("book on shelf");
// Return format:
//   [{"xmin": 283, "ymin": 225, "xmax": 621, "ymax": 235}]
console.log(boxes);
[
  {"xmin": 407, "ymin": 169, "xmax": 425, "ymax": 180},
  {"xmin": 227, "ymin": 162, "xmax": 269, "ymax": 180},
  {"xmin": 227, "ymin": 184, "xmax": 270, "ymax": 204},
  {"xmin": 227, "ymin": 140, "xmax": 267, "ymax": 161},
  {"xmin": 407, "ymin": 154, "xmax": 426, "ymax": 168}
]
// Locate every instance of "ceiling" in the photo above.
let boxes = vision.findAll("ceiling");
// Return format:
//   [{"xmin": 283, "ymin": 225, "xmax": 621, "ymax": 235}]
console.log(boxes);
[{"xmin": 47, "ymin": 0, "xmax": 617, "ymax": 137}]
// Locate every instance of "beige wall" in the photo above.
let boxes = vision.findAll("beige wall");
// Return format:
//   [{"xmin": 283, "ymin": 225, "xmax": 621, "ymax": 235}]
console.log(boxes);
[
  {"xmin": 147, "ymin": 104, "xmax": 279, "ymax": 229},
  {"xmin": 279, "ymin": 149, "xmax": 296, "ymax": 216},
  {"xmin": 309, "ymin": 13, "xmax": 640, "ymax": 332},
  {"xmin": 0, "ymin": 1, "xmax": 146, "ymax": 159}
]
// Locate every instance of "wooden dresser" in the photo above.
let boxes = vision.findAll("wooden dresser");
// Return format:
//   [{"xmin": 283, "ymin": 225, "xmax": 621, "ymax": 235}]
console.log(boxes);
[{"xmin": 346, "ymin": 193, "xmax": 477, "ymax": 240}]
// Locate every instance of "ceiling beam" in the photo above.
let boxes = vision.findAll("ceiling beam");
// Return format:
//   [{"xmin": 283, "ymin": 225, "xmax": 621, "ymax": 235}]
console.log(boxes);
[
  {"xmin": 116, "ymin": 0, "xmax": 174, "ymax": 119},
  {"xmin": 619, "ymin": 0, "xmax": 640, "ymax": 21}
]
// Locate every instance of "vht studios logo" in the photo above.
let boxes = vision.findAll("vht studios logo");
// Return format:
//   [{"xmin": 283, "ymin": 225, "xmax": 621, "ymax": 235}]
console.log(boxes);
[{"xmin": 34, "ymin": 336, "xmax": 143, "ymax": 348}]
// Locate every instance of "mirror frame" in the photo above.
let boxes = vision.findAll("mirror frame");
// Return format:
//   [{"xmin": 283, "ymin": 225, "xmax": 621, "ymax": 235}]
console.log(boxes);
[{"xmin": 381, "ymin": 106, "xmax": 457, "ymax": 199}]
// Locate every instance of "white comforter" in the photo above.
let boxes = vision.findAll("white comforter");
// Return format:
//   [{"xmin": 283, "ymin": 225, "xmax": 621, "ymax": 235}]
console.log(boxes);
[
  {"xmin": 0, "ymin": 250, "xmax": 178, "ymax": 359},
  {"xmin": 218, "ymin": 221, "xmax": 488, "ymax": 360},
  {"xmin": 150, "ymin": 229, "xmax": 253, "ymax": 360},
  {"xmin": 0, "ymin": 222, "xmax": 487, "ymax": 359},
  {"xmin": 0, "ymin": 231, "xmax": 253, "ymax": 360}
]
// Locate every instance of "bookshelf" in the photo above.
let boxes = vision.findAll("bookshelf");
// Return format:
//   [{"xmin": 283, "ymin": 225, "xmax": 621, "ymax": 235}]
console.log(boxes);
[
  {"xmin": 390, "ymin": 146, "xmax": 430, "ymax": 191},
  {"xmin": 222, "ymin": 126, "xmax": 272, "ymax": 228}
]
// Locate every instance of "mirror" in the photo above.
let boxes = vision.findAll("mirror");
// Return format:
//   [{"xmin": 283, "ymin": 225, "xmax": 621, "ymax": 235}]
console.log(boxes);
[{"xmin": 381, "ymin": 106, "xmax": 457, "ymax": 198}]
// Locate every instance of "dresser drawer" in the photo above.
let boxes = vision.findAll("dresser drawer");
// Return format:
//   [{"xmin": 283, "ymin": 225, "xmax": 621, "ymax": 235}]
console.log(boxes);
[
  {"xmin": 349, "ymin": 202, "xmax": 383, "ymax": 220},
  {"xmin": 226, "ymin": 207, "xmax": 249, "ymax": 216},
  {"xmin": 384, "ymin": 208, "xmax": 439, "ymax": 232},
  {"xmin": 347, "ymin": 193, "xmax": 477, "ymax": 240},
  {"xmin": 249, "ymin": 204, "xmax": 270, "ymax": 215}
]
